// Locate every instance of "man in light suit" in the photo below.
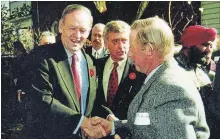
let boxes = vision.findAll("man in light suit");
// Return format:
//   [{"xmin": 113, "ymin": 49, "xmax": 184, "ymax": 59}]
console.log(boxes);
[
  {"xmin": 88, "ymin": 17, "xmax": 210, "ymax": 139},
  {"xmin": 27, "ymin": 4, "xmax": 105, "ymax": 139},
  {"xmin": 85, "ymin": 23, "xmax": 109, "ymax": 61}
]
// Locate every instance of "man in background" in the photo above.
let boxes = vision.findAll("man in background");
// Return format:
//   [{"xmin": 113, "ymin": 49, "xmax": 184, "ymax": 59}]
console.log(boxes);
[
  {"xmin": 175, "ymin": 25, "xmax": 217, "ymax": 139},
  {"xmin": 85, "ymin": 23, "xmax": 109, "ymax": 60},
  {"xmin": 39, "ymin": 31, "xmax": 56, "ymax": 45}
]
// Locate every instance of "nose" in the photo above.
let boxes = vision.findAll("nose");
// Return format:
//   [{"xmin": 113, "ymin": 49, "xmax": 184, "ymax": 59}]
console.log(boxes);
[
  {"xmin": 206, "ymin": 45, "xmax": 213, "ymax": 53},
  {"xmin": 73, "ymin": 29, "xmax": 81, "ymax": 39},
  {"xmin": 95, "ymin": 35, "xmax": 99, "ymax": 40},
  {"xmin": 118, "ymin": 41, "xmax": 124, "ymax": 50}
]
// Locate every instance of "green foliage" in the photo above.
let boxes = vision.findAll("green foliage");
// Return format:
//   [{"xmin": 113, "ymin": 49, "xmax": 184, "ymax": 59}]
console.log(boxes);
[
  {"xmin": 1, "ymin": 3, "xmax": 32, "ymax": 55},
  {"xmin": 1, "ymin": 5, "xmax": 16, "ymax": 54}
]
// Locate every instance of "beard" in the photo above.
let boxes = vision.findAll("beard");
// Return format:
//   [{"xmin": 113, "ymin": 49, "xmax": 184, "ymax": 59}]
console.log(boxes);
[{"xmin": 189, "ymin": 47, "xmax": 211, "ymax": 66}]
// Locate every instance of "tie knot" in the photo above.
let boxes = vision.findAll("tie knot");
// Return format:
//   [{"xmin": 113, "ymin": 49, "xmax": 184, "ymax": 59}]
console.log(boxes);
[
  {"xmin": 113, "ymin": 62, "xmax": 118, "ymax": 69},
  {"xmin": 72, "ymin": 54, "xmax": 77, "ymax": 60},
  {"xmin": 72, "ymin": 54, "xmax": 78, "ymax": 66}
]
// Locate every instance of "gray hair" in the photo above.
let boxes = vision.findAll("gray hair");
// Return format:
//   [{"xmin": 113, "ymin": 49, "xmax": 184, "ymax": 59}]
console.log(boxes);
[
  {"xmin": 103, "ymin": 20, "xmax": 130, "ymax": 41},
  {"xmin": 131, "ymin": 16, "xmax": 174, "ymax": 60},
  {"xmin": 92, "ymin": 23, "xmax": 105, "ymax": 31},
  {"xmin": 39, "ymin": 31, "xmax": 55, "ymax": 41},
  {"xmin": 60, "ymin": 4, "xmax": 93, "ymax": 27}
]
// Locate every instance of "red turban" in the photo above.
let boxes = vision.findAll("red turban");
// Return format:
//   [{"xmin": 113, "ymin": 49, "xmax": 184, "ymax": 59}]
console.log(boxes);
[{"xmin": 180, "ymin": 25, "xmax": 217, "ymax": 47}]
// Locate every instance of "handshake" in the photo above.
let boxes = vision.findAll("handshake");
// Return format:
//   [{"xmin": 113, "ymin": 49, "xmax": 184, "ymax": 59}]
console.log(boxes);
[{"xmin": 80, "ymin": 116, "xmax": 120, "ymax": 139}]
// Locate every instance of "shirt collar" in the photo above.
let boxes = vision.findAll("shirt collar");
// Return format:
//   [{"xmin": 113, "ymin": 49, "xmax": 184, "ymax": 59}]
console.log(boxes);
[
  {"xmin": 108, "ymin": 56, "xmax": 127, "ymax": 67},
  {"xmin": 92, "ymin": 47, "xmax": 103, "ymax": 55},
  {"xmin": 64, "ymin": 47, "xmax": 82, "ymax": 61}
]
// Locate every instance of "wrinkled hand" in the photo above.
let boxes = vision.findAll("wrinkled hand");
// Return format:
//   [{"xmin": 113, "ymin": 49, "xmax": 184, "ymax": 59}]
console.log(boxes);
[
  {"xmin": 91, "ymin": 116, "xmax": 112, "ymax": 136},
  {"xmin": 81, "ymin": 117, "xmax": 106, "ymax": 139}
]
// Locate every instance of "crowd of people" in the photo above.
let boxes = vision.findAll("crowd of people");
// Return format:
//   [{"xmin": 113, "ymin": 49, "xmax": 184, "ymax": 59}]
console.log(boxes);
[{"xmin": 7, "ymin": 4, "xmax": 220, "ymax": 139}]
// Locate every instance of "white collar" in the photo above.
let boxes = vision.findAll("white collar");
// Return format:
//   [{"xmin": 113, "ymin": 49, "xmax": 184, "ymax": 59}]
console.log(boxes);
[
  {"xmin": 92, "ymin": 47, "xmax": 104, "ymax": 54},
  {"xmin": 64, "ymin": 47, "xmax": 82, "ymax": 61},
  {"xmin": 108, "ymin": 56, "xmax": 127, "ymax": 67}
]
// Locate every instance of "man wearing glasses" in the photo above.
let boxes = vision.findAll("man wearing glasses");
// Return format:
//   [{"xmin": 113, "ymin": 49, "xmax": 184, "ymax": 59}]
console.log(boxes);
[{"xmin": 175, "ymin": 25, "xmax": 217, "ymax": 139}]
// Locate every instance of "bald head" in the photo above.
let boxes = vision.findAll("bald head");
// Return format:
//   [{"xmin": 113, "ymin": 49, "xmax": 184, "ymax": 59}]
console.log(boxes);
[{"xmin": 91, "ymin": 23, "xmax": 105, "ymax": 50}]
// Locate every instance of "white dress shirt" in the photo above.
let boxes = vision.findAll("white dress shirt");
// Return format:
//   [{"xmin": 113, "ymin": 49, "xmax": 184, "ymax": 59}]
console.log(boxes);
[
  {"xmin": 92, "ymin": 47, "xmax": 104, "ymax": 59},
  {"xmin": 103, "ymin": 57, "xmax": 127, "ymax": 101}
]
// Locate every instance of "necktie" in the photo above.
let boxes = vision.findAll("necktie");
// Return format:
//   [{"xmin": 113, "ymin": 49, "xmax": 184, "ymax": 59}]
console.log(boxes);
[
  {"xmin": 94, "ymin": 52, "xmax": 98, "ymax": 59},
  {"xmin": 72, "ymin": 54, "xmax": 81, "ymax": 101},
  {"xmin": 107, "ymin": 62, "xmax": 119, "ymax": 107}
]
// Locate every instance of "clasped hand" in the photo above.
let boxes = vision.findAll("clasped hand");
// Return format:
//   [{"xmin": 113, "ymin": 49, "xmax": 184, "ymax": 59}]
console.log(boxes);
[{"xmin": 81, "ymin": 116, "xmax": 112, "ymax": 139}]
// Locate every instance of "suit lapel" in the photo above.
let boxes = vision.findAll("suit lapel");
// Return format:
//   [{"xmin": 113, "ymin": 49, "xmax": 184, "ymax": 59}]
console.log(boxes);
[
  {"xmin": 119, "ymin": 59, "xmax": 130, "ymax": 85},
  {"xmin": 83, "ymin": 50, "xmax": 97, "ymax": 116},
  {"xmin": 132, "ymin": 60, "xmax": 170, "ymax": 114},
  {"xmin": 55, "ymin": 44, "xmax": 80, "ymax": 112}
]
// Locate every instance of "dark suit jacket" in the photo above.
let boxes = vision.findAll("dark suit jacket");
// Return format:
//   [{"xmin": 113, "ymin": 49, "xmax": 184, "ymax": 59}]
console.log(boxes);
[
  {"xmin": 27, "ymin": 42, "xmax": 97, "ymax": 139},
  {"xmin": 92, "ymin": 56, "xmax": 146, "ymax": 120}
]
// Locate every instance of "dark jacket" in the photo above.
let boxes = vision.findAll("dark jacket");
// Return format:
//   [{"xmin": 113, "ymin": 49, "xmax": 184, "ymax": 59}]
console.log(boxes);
[
  {"xmin": 92, "ymin": 56, "xmax": 146, "ymax": 120},
  {"xmin": 27, "ymin": 42, "xmax": 97, "ymax": 139}
]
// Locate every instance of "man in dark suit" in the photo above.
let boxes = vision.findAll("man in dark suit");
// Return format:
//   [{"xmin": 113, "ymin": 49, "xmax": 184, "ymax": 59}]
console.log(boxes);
[
  {"xmin": 92, "ymin": 20, "xmax": 146, "ymax": 122},
  {"xmin": 85, "ymin": 23, "xmax": 109, "ymax": 61},
  {"xmin": 88, "ymin": 17, "xmax": 210, "ymax": 139},
  {"xmin": 27, "ymin": 4, "xmax": 105, "ymax": 139}
]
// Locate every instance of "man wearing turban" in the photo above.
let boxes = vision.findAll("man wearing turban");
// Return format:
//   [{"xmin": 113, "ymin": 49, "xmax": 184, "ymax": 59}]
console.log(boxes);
[{"xmin": 175, "ymin": 25, "xmax": 218, "ymax": 139}]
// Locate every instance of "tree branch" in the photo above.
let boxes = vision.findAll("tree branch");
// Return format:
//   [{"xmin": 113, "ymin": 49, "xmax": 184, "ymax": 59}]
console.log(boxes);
[{"xmin": 168, "ymin": 1, "xmax": 172, "ymax": 29}]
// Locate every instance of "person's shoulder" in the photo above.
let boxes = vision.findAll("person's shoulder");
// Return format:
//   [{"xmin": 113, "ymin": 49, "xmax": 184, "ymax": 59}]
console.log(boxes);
[
  {"xmin": 97, "ymin": 56, "xmax": 109, "ymax": 64},
  {"xmin": 30, "ymin": 42, "xmax": 65, "ymax": 60}
]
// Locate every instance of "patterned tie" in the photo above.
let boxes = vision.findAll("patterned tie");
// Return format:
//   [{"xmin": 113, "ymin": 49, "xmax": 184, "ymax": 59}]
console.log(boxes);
[
  {"xmin": 107, "ymin": 62, "xmax": 119, "ymax": 107},
  {"xmin": 72, "ymin": 54, "xmax": 81, "ymax": 101}
]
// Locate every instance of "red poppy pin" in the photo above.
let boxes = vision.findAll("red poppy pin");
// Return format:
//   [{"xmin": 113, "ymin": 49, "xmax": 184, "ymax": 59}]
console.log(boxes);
[
  {"xmin": 90, "ymin": 69, "xmax": 95, "ymax": 77},
  {"xmin": 129, "ymin": 72, "xmax": 136, "ymax": 80}
]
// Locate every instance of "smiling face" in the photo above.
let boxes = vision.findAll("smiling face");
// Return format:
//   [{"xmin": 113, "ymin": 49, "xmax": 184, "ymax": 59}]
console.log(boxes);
[
  {"xmin": 59, "ymin": 10, "xmax": 91, "ymax": 53},
  {"xmin": 106, "ymin": 31, "xmax": 130, "ymax": 62}
]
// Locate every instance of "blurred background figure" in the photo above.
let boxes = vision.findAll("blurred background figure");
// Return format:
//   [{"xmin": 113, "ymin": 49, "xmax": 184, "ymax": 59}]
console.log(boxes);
[
  {"xmin": 39, "ymin": 31, "xmax": 56, "ymax": 45},
  {"xmin": 175, "ymin": 25, "xmax": 218, "ymax": 139},
  {"xmin": 11, "ymin": 40, "xmax": 31, "ymax": 125},
  {"xmin": 175, "ymin": 25, "xmax": 217, "ymax": 97},
  {"xmin": 85, "ymin": 23, "xmax": 109, "ymax": 60},
  {"xmin": 212, "ymin": 34, "xmax": 220, "ymax": 63},
  {"xmin": 12, "ymin": 40, "xmax": 29, "ymax": 95}
]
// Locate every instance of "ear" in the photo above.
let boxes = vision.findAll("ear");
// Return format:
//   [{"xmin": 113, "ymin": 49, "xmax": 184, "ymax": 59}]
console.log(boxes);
[
  {"xmin": 58, "ymin": 19, "xmax": 63, "ymax": 33},
  {"xmin": 145, "ymin": 43, "xmax": 154, "ymax": 57}
]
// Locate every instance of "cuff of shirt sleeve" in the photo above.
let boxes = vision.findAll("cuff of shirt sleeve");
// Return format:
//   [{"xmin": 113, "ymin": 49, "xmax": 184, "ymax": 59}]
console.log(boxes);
[
  {"xmin": 110, "ymin": 121, "xmax": 115, "ymax": 135},
  {"xmin": 106, "ymin": 114, "xmax": 119, "ymax": 121},
  {"xmin": 73, "ymin": 115, "xmax": 84, "ymax": 134}
]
